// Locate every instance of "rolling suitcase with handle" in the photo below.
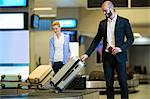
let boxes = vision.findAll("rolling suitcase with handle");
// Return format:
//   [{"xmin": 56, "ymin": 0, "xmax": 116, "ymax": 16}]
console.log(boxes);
[
  {"xmin": 50, "ymin": 57, "xmax": 85, "ymax": 92},
  {"xmin": 26, "ymin": 65, "xmax": 54, "ymax": 88}
]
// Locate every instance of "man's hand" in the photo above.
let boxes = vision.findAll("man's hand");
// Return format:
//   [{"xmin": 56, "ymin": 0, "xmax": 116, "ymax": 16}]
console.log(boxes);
[
  {"xmin": 111, "ymin": 47, "xmax": 122, "ymax": 55},
  {"xmin": 80, "ymin": 54, "xmax": 89, "ymax": 61}
]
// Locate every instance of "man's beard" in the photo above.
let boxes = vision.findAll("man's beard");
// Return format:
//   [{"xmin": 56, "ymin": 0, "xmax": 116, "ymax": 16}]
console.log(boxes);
[{"xmin": 106, "ymin": 10, "xmax": 112, "ymax": 18}]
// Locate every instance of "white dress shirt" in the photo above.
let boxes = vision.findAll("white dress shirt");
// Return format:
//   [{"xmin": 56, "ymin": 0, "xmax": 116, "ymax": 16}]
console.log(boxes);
[
  {"xmin": 106, "ymin": 14, "xmax": 117, "ymax": 50},
  {"xmin": 54, "ymin": 33, "xmax": 64, "ymax": 62}
]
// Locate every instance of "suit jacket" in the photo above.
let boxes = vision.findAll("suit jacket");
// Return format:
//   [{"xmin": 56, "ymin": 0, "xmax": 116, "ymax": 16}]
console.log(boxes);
[{"xmin": 86, "ymin": 15, "xmax": 134, "ymax": 63}]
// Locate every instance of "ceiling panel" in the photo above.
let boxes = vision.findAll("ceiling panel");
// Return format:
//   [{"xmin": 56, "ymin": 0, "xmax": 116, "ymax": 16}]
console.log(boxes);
[
  {"xmin": 33, "ymin": 0, "xmax": 87, "ymax": 17},
  {"xmin": 34, "ymin": 0, "xmax": 87, "ymax": 8}
]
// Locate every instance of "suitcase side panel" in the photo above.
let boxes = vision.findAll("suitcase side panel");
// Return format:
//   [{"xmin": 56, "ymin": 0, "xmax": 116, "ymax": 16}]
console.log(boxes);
[
  {"xmin": 55, "ymin": 60, "xmax": 80, "ymax": 86},
  {"xmin": 51, "ymin": 58, "xmax": 78, "ymax": 84},
  {"xmin": 35, "ymin": 69, "xmax": 51, "ymax": 83},
  {"xmin": 28, "ymin": 70, "xmax": 54, "ymax": 89},
  {"xmin": 1, "ymin": 82, "xmax": 21, "ymax": 89},
  {"xmin": 1, "ymin": 75, "xmax": 21, "ymax": 82},
  {"xmin": 28, "ymin": 65, "xmax": 52, "ymax": 83},
  {"xmin": 40, "ymin": 72, "xmax": 53, "ymax": 86},
  {"xmin": 39, "ymin": 70, "xmax": 53, "ymax": 84},
  {"xmin": 28, "ymin": 65, "xmax": 50, "ymax": 79},
  {"xmin": 57, "ymin": 61, "xmax": 84, "ymax": 90}
]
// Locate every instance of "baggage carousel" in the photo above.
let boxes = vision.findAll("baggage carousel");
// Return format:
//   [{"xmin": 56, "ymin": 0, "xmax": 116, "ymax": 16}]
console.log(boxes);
[
  {"xmin": 86, "ymin": 79, "xmax": 139, "ymax": 94},
  {"xmin": 0, "ymin": 88, "xmax": 100, "ymax": 99}
]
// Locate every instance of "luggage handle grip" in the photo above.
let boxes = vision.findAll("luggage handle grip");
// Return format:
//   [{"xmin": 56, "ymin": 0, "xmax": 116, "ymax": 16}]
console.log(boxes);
[{"xmin": 78, "ymin": 58, "xmax": 85, "ymax": 65}]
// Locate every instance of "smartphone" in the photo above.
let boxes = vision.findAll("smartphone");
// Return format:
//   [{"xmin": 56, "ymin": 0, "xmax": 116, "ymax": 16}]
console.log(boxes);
[{"xmin": 107, "ymin": 46, "xmax": 113, "ymax": 53}]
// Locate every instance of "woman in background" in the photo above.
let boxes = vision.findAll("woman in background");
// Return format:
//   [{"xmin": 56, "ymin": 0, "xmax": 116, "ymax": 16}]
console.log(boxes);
[{"xmin": 50, "ymin": 21, "xmax": 71, "ymax": 74}]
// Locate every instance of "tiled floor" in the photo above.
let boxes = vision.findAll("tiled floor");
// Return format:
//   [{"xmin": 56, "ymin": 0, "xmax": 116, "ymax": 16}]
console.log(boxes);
[{"xmin": 99, "ymin": 84, "xmax": 150, "ymax": 99}]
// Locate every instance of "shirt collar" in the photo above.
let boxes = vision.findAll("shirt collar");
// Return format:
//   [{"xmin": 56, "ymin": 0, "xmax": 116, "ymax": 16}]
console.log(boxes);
[{"xmin": 54, "ymin": 32, "xmax": 64, "ymax": 40}]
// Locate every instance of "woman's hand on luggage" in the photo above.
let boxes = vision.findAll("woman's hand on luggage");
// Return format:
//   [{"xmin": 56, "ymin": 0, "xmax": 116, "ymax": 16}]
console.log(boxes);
[{"xmin": 81, "ymin": 54, "xmax": 88, "ymax": 61}]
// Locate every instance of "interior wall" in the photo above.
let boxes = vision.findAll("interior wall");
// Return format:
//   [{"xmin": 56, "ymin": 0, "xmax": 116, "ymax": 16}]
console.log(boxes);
[
  {"xmin": 116, "ymin": 8, "xmax": 150, "ymax": 37},
  {"xmin": 30, "ymin": 31, "xmax": 53, "ymax": 72},
  {"xmin": 57, "ymin": 7, "xmax": 79, "ymax": 19},
  {"xmin": 129, "ymin": 45, "xmax": 150, "ymax": 74},
  {"xmin": 79, "ymin": 8, "xmax": 150, "ymax": 37}
]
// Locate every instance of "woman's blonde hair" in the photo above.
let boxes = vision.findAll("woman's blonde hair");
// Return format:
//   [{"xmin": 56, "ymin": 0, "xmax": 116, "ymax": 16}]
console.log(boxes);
[{"xmin": 52, "ymin": 21, "xmax": 61, "ymax": 27}]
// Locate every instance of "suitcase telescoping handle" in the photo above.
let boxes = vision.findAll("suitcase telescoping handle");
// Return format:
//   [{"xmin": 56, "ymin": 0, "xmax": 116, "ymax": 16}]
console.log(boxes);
[
  {"xmin": 72, "ymin": 56, "xmax": 85, "ymax": 65},
  {"xmin": 79, "ymin": 58, "xmax": 85, "ymax": 66}
]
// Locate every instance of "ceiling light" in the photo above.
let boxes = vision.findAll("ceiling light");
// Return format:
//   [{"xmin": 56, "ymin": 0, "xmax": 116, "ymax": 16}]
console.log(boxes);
[
  {"xmin": 39, "ymin": 14, "xmax": 56, "ymax": 18},
  {"xmin": 33, "ymin": 7, "xmax": 53, "ymax": 11}
]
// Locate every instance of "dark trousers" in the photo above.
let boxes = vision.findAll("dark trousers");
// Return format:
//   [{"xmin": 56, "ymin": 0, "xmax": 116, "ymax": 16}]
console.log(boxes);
[
  {"xmin": 53, "ymin": 62, "xmax": 64, "ymax": 74},
  {"xmin": 103, "ymin": 52, "xmax": 128, "ymax": 99}
]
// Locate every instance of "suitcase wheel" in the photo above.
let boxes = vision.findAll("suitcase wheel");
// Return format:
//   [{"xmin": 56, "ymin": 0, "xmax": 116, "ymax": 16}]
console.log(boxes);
[
  {"xmin": 37, "ymin": 84, "xmax": 42, "ymax": 89},
  {"xmin": 18, "ymin": 84, "xmax": 21, "ymax": 89},
  {"xmin": 55, "ymin": 90, "xmax": 59, "ymax": 93},
  {"xmin": 18, "ymin": 75, "xmax": 22, "ymax": 80},
  {"xmin": 55, "ymin": 87, "xmax": 62, "ymax": 93},
  {"xmin": 49, "ymin": 81, "xmax": 53, "ymax": 86},
  {"xmin": 1, "ymin": 84, "xmax": 5, "ymax": 89},
  {"xmin": 35, "ymin": 78, "xmax": 39, "ymax": 83},
  {"xmin": 28, "ymin": 85, "xmax": 31, "ymax": 89},
  {"xmin": 1, "ymin": 75, "xmax": 5, "ymax": 79},
  {"xmin": 25, "ymin": 79, "xmax": 28, "ymax": 83}
]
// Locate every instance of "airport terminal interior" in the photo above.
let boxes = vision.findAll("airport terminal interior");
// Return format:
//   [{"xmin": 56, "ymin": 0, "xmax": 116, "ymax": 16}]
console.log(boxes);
[{"xmin": 0, "ymin": 0, "xmax": 150, "ymax": 99}]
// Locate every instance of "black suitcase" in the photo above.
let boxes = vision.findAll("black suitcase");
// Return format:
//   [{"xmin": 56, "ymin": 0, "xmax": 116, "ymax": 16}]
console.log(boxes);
[{"xmin": 66, "ymin": 76, "xmax": 86, "ymax": 90}]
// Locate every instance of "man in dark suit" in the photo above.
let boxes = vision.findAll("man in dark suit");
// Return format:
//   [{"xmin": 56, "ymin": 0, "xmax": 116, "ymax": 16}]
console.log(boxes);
[{"xmin": 81, "ymin": 1, "xmax": 134, "ymax": 99}]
